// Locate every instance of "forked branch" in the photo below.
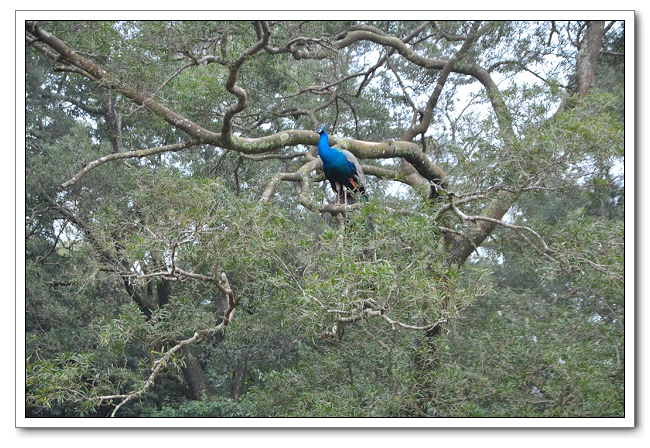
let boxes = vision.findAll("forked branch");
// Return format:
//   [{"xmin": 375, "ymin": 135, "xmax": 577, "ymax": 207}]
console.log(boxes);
[{"xmin": 98, "ymin": 270, "xmax": 236, "ymax": 417}]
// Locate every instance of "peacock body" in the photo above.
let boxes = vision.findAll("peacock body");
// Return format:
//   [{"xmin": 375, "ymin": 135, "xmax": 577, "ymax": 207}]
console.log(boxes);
[{"xmin": 315, "ymin": 125, "xmax": 366, "ymax": 205}]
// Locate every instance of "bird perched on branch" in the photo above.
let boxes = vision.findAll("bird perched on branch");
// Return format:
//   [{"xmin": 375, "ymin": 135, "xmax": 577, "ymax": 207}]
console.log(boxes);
[{"xmin": 315, "ymin": 124, "xmax": 367, "ymax": 205}]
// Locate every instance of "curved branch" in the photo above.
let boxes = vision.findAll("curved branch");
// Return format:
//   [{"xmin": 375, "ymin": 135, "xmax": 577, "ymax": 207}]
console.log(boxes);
[
  {"xmin": 27, "ymin": 21, "xmax": 222, "ymax": 145},
  {"xmin": 336, "ymin": 24, "xmax": 515, "ymax": 142},
  {"xmin": 260, "ymin": 159, "xmax": 364, "ymax": 216},
  {"xmin": 29, "ymin": 22, "xmax": 448, "ymax": 194},
  {"xmin": 449, "ymin": 201, "xmax": 556, "ymax": 263},
  {"xmin": 444, "ymin": 191, "xmax": 518, "ymax": 266},
  {"xmin": 241, "ymin": 151, "xmax": 308, "ymax": 161},
  {"xmin": 328, "ymin": 136, "xmax": 447, "ymax": 187},
  {"xmin": 221, "ymin": 21, "xmax": 272, "ymax": 145},
  {"xmin": 61, "ymin": 140, "xmax": 198, "ymax": 188}
]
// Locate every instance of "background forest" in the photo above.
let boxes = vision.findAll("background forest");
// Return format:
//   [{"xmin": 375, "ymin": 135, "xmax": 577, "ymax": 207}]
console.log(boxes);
[{"xmin": 23, "ymin": 18, "xmax": 627, "ymax": 420}]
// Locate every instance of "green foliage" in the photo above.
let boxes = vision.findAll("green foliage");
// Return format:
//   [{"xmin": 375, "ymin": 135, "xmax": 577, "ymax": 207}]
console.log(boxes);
[
  {"xmin": 422, "ymin": 280, "xmax": 624, "ymax": 417},
  {"xmin": 27, "ymin": 351, "xmax": 98, "ymax": 416},
  {"xmin": 141, "ymin": 396, "xmax": 251, "ymax": 418},
  {"xmin": 241, "ymin": 335, "xmax": 420, "ymax": 417},
  {"xmin": 24, "ymin": 20, "xmax": 626, "ymax": 419}
]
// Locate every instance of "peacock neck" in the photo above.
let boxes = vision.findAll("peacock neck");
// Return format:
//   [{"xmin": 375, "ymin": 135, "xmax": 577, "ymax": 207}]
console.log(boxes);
[
  {"xmin": 318, "ymin": 131, "xmax": 347, "ymax": 171},
  {"xmin": 318, "ymin": 133, "xmax": 334, "ymax": 157},
  {"xmin": 318, "ymin": 133, "xmax": 328, "ymax": 148}
]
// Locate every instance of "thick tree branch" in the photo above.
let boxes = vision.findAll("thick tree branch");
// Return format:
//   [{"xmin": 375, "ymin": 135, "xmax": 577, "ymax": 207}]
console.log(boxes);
[
  {"xmin": 241, "ymin": 151, "xmax": 308, "ymax": 161},
  {"xmin": 576, "ymin": 21, "xmax": 606, "ymax": 98},
  {"xmin": 402, "ymin": 21, "xmax": 482, "ymax": 142}
]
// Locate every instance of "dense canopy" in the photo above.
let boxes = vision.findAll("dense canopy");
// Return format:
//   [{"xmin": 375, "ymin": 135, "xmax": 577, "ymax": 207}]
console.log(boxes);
[{"xmin": 23, "ymin": 18, "xmax": 627, "ymax": 421}]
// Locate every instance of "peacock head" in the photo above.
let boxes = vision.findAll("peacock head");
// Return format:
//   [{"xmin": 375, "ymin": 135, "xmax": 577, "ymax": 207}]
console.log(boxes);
[{"xmin": 314, "ymin": 124, "xmax": 326, "ymax": 135}]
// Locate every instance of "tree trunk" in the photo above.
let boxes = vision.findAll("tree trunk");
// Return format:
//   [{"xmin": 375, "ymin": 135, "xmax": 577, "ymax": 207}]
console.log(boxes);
[
  {"xmin": 101, "ymin": 87, "xmax": 123, "ymax": 154},
  {"xmin": 230, "ymin": 354, "xmax": 249, "ymax": 402},
  {"xmin": 156, "ymin": 278, "xmax": 172, "ymax": 308},
  {"xmin": 446, "ymin": 194, "xmax": 516, "ymax": 267},
  {"xmin": 180, "ymin": 345, "xmax": 215, "ymax": 400},
  {"xmin": 576, "ymin": 21, "xmax": 606, "ymax": 98}
]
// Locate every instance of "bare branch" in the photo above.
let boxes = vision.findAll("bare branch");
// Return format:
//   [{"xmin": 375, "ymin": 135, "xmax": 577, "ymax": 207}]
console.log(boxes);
[
  {"xmin": 26, "ymin": 21, "xmax": 222, "ymax": 144},
  {"xmin": 402, "ymin": 20, "xmax": 482, "ymax": 142},
  {"xmin": 35, "ymin": 218, "xmax": 69, "ymax": 264},
  {"xmin": 324, "ymin": 300, "xmax": 451, "ymax": 333},
  {"xmin": 449, "ymin": 200, "xmax": 557, "ymax": 263},
  {"xmin": 336, "ymin": 23, "xmax": 515, "ymax": 142}
]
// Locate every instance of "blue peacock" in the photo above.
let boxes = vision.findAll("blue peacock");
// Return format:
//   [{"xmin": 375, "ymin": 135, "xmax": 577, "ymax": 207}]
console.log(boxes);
[{"xmin": 315, "ymin": 124, "xmax": 367, "ymax": 205}]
